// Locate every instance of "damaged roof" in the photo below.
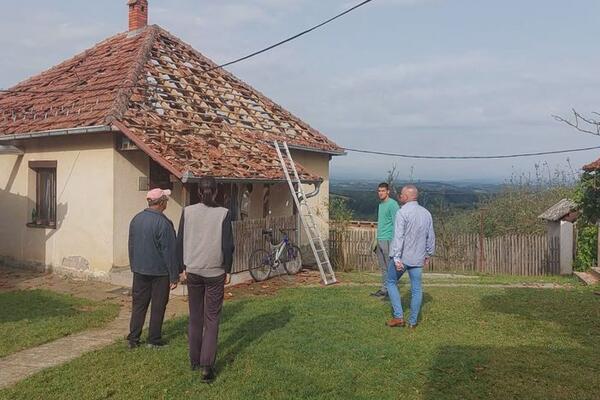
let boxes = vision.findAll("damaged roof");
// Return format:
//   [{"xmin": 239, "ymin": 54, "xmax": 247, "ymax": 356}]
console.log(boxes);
[
  {"xmin": 0, "ymin": 25, "xmax": 343, "ymax": 181},
  {"xmin": 583, "ymin": 157, "xmax": 600, "ymax": 172},
  {"xmin": 538, "ymin": 198, "xmax": 578, "ymax": 222}
]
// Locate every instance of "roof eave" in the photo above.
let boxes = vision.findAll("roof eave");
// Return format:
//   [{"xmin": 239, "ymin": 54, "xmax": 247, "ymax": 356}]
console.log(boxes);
[
  {"xmin": 286, "ymin": 143, "xmax": 345, "ymax": 156},
  {"xmin": 181, "ymin": 173, "xmax": 322, "ymax": 185},
  {"xmin": 0, "ymin": 125, "xmax": 117, "ymax": 142}
]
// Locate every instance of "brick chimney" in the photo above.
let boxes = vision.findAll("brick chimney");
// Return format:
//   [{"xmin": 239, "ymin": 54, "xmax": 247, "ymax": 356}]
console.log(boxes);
[{"xmin": 128, "ymin": 0, "xmax": 148, "ymax": 31}]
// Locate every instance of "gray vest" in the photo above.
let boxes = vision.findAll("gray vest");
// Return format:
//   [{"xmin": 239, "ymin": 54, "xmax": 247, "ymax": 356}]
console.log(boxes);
[{"xmin": 183, "ymin": 203, "xmax": 229, "ymax": 277}]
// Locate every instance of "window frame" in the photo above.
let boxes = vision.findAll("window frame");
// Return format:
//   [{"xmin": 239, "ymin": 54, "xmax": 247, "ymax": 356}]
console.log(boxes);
[{"xmin": 28, "ymin": 161, "xmax": 57, "ymax": 229}]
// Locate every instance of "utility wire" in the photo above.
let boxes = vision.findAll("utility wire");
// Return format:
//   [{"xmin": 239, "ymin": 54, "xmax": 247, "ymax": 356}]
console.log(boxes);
[
  {"xmin": 342, "ymin": 145, "xmax": 600, "ymax": 160},
  {"xmin": 0, "ymin": 0, "xmax": 376, "ymax": 95},
  {"xmin": 206, "ymin": 0, "xmax": 375, "ymax": 72}
]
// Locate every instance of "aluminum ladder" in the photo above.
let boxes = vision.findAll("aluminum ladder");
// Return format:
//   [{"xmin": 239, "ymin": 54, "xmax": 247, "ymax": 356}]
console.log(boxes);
[{"xmin": 274, "ymin": 141, "xmax": 337, "ymax": 285}]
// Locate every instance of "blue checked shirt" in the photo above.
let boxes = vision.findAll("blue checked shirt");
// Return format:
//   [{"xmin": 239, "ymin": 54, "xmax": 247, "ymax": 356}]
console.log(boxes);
[{"xmin": 389, "ymin": 201, "xmax": 435, "ymax": 267}]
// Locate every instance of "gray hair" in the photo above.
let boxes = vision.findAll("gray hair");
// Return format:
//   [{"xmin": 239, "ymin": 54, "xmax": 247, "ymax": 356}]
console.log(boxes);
[
  {"xmin": 147, "ymin": 195, "xmax": 168, "ymax": 207},
  {"xmin": 402, "ymin": 185, "xmax": 419, "ymax": 199}
]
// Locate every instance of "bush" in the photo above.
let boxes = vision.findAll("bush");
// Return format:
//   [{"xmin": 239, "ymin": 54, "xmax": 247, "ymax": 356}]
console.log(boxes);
[{"xmin": 574, "ymin": 224, "xmax": 597, "ymax": 271}]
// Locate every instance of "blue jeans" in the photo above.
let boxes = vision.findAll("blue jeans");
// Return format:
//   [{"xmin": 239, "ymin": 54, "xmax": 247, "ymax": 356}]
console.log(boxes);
[{"xmin": 385, "ymin": 259, "xmax": 423, "ymax": 326}]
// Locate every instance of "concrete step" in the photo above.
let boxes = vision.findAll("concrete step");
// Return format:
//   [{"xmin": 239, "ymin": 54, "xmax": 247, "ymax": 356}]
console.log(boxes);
[
  {"xmin": 109, "ymin": 268, "xmax": 252, "ymax": 296},
  {"xmin": 574, "ymin": 271, "xmax": 600, "ymax": 286},
  {"xmin": 590, "ymin": 267, "xmax": 600, "ymax": 280}
]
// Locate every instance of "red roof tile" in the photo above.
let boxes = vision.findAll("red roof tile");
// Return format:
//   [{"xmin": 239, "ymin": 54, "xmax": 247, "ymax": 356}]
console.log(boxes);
[
  {"xmin": 583, "ymin": 157, "xmax": 600, "ymax": 172},
  {"xmin": 0, "ymin": 25, "xmax": 343, "ymax": 182}
]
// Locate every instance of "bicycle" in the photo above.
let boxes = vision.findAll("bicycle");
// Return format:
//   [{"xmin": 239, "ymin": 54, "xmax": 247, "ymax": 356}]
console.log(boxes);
[{"xmin": 248, "ymin": 228, "xmax": 303, "ymax": 282}]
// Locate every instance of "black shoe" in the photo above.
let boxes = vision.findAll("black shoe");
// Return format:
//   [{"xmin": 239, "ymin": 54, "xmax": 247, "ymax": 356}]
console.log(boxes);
[
  {"xmin": 191, "ymin": 364, "xmax": 201, "ymax": 371},
  {"xmin": 370, "ymin": 289, "xmax": 387, "ymax": 297},
  {"xmin": 128, "ymin": 341, "xmax": 141, "ymax": 349},
  {"xmin": 146, "ymin": 340, "xmax": 168, "ymax": 349},
  {"xmin": 201, "ymin": 367, "xmax": 216, "ymax": 383}
]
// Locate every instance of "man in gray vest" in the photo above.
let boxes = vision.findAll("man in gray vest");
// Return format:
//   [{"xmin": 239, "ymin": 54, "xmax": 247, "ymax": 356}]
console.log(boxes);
[{"xmin": 177, "ymin": 177, "xmax": 234, "ymax": 382}]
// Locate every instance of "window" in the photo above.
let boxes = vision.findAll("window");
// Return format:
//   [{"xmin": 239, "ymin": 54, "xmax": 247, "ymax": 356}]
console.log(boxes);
[
  {"xmin": 29, "ymin": 161, "xmax": 57, "ymax": 228},
  {"xmin": 149, "ymin": 159, "xmax": 173, "ymax": 190}
]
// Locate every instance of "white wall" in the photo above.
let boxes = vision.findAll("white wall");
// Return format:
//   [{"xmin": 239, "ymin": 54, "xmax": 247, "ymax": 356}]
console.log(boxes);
[
  {"xmin": 0, "ymin": 134, "xmax": 115, "ymax": 277},
  {"xmin": 559, "ymin": 220, "xmax": 574, "ymax": 275}
]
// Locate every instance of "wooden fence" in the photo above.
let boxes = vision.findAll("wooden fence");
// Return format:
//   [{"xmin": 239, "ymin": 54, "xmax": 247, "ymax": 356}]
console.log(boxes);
[
  {"xmin": 329, "ymin": 225, "xmax": 561, "ymax": 276},
  {"xmin": 231, "ymin": 215, "xmax": 297, "ymax": 273}
]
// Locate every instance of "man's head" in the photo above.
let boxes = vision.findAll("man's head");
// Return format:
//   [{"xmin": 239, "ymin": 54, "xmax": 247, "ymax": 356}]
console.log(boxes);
[
  {"xmin": 377, "ymin": 182, "xmax": 390, "ymax": 201},
  {"xmin": 399, "ymin": 185, "xmax": 419, "ymax": 204},
  {"xmin": 146, "ymin": 188, "xmax": 171, "ymax": 212},
  {"xmin": 198, "ymin": 176, "xmax": 219, "ymax": 207}
]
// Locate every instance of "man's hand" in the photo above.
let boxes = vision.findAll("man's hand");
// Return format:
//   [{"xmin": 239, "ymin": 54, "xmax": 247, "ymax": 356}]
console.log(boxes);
[
  {"xmin": 424, "ymin": 257, "xmax": 431, "ymax": 268},
  {"xmin": 224, "ymin": 273, "xmax": 231, "ymax": 285},
  {"xmin": 179, "ymin": 271, "xmax": 187, "ymax": 283},
  {"xmin": 395, "ymin": 260, "xmax": 404, "ymax": 272},
  {"xmin": 169, "ymin": 282, "xmax": 178, "ymax": 290}
]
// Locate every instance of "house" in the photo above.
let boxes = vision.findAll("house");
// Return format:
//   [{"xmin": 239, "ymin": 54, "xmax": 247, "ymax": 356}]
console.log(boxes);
[
  {"xmin": 538, "ymin": 198, "xmax": 577, "ymax": 275},
  {"xmin": 0, "ymin": 0, "xmax": 344, "ymax": 280}
]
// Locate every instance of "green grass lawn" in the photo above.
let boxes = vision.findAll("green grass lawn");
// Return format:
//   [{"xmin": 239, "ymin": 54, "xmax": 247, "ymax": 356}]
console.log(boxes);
[
  {"xmin": 1, "ymin": 284, "xmax": 598, "ymax": 400},
  {"xmin": 0, "ymin": 289, "xmax": 119, "ymax": 357}
]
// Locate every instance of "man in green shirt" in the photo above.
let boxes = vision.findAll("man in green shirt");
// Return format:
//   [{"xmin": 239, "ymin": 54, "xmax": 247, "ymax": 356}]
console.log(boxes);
[{"xmin": 372, "ymin": 182, "xmax": 400, "ymax": 297}]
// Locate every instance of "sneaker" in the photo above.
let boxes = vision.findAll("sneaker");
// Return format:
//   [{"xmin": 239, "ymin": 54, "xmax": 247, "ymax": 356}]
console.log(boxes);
[
  {"xmin": 408, "ymin": 323, "xmax": 417, "ymax": 329},
  {"xmin": 386, "ymin": 318, "xmax": 406, "ymax": 328},
  {"xmin": 201, "ymin": 367, "xmax": 216, "ymax": 383},
  {"xmin": 370, "ymin": 289, "xmax": 387, "ymax": 297}
]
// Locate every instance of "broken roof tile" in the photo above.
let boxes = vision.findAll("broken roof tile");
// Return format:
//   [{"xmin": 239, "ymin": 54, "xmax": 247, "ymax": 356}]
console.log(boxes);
[{"xmin": 0, "ymin": 25, "xmax": 341, "ymax": 181}]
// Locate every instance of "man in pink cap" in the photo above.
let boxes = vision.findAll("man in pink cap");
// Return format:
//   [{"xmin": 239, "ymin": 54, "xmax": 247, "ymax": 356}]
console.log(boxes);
[{"xmin": 127, "ymin": 188, "xmax": 178, "ymax": 349}]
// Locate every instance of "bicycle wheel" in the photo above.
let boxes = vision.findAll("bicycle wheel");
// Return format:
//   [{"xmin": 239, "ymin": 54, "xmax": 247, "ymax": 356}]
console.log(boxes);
[
  {"xmin": 282, "ymin": 245, "xmax": 303, "ymax": 275},
  {"xmin": 249, "ymin": 249, "xmax": 272, "ymax": 282}
]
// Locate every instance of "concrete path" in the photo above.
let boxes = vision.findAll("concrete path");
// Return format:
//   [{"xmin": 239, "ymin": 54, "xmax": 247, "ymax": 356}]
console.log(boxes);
[
  {"xmin": 311, "ymin": 281, "xmax": 572, "ymax": 290},
  {"xmin": 0, "ymin": 308, "xmax": 130, "ymax": 389}
]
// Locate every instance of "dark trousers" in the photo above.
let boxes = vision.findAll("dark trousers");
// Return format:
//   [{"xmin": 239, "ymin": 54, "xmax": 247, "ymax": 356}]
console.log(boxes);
[
  {"xmin": 127, "ymin": 273, "xmax": 170, "ymax": 344},
  {"xmin": 187, "ymin": 272, "xmax": 225, "ymax": 368}
]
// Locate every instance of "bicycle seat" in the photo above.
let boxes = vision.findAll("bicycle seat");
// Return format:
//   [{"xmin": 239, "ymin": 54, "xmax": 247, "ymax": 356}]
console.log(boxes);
[
  {"xmin": 262, "ymin": 229, "xmax": 273, "ymax": 235},
  {"xmin": 279, "ymin": 228, "xmax": 297, "ymax": 233}
]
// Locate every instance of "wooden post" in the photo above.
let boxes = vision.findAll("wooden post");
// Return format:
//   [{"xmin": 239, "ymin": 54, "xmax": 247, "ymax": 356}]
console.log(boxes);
[{"xmin": 479, "ymin": 208, "xmax": 486, "ymax": 272}]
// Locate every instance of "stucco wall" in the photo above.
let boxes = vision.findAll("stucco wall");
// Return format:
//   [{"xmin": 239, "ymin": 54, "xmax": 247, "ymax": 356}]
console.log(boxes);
[
  {"xmin": 289, "ymin": 150, "xmax": 331, "ymax": 242},
  {"xmin": 0, "ymin": 134, "xmax": 115, "ymax": 277}
]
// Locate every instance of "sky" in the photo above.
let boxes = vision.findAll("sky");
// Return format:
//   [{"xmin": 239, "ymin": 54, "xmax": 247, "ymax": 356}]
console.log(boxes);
[{"xmin": 2, "ymin": 0, "xmax": 600, "ymax": 182}]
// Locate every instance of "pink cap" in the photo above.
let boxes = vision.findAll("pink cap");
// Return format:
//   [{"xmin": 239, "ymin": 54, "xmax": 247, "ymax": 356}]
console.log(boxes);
[{"xmin": 146, "ymin": 188, "xmax": 172, "ymax": 200}]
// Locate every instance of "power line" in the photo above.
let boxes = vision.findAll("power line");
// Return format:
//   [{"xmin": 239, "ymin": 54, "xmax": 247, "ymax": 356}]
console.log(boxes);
[
  {"xmin": 342, "ymin": 145, "xmax": 600, "ymax": 160},
  {"xmin": 208, "ymin": 0, "xmax": 376, "ymax": 72},
  {"xmin": 0, "ymin": 0, "xmax": 376, "ymax": 95}
]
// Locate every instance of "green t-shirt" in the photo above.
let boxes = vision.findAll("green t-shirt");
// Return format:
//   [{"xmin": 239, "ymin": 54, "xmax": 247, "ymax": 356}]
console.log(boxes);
[{"xmin": 377, "ymin": 198, "xmax": 400, "ymax": 240}]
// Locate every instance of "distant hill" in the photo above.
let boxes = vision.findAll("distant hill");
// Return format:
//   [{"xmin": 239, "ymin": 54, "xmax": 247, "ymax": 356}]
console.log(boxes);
[{"xmin": 330, "ymin": 178, "xmax": 502, "ymax": 221}]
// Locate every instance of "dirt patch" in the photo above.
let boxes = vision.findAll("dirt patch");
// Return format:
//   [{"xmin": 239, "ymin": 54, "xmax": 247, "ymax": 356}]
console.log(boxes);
[
  {"xmin": 222, "ymin": 269, "xmax": 341, "ymax": 301},
  {"xmin": 0, "ymin": 266, "xmax": 340, "ymax": 320},
  {"xmin": 0, "ymin": 266, "xmax": 124, "ymax": 304}
]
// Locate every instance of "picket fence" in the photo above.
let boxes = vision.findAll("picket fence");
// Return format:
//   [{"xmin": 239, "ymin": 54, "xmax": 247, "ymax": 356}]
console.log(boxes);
[{"xmin": 329, "ymin": 225, "xmax": 561, "ymax": 276}]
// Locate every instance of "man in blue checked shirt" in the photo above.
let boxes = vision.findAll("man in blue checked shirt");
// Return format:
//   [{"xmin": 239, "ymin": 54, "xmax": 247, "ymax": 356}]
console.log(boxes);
[{"xmin": 386, "ymin": 185, "xmax": 435, "ymax": 329}]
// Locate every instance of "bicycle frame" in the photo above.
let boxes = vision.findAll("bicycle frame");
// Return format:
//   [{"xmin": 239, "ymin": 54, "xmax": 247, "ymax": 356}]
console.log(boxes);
[{"xmin": 267, "ymin": 232, "xmax": 290, "ymax": 266}]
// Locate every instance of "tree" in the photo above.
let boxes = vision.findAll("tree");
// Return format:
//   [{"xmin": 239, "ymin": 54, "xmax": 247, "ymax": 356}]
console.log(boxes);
[{"xmin": 553, "ymin": 109, "xmax": 600, "ymax": 136}]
